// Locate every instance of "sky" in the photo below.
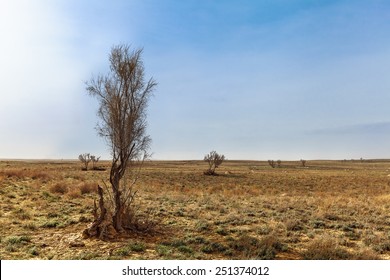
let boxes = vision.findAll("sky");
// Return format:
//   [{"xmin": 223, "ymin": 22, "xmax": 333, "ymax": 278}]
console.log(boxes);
[{"xmin": 1, "ymin": 0, "xmax": 390, "ymax": 160}]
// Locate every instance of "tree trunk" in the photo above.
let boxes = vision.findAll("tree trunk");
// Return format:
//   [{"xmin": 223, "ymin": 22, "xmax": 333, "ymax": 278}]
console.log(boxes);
[
  {"xmin": 110, "ymin": 164, "xmax": 124, "ymax": 233},
  {"xmin": 112, "ymin": 188, "xmax": 123, "ymax": 232}
]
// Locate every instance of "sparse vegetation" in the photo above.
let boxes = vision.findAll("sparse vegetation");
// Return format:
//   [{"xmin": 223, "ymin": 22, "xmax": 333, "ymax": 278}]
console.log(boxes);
[{"xmin": 1, "ymin": 159, "xmax": 390, "ymax": 260}]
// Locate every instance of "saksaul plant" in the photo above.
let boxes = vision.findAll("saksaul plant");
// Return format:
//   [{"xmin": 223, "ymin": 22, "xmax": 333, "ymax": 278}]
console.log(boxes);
[{"xmin": 204, "ymin": 151, "xmax": 225, "ymax": 175}]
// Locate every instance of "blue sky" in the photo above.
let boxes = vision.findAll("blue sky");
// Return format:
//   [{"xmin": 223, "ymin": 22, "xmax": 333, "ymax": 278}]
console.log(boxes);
[{"xmin": 1, "ymin": 0, "xmax": 390, "ymax": 160}]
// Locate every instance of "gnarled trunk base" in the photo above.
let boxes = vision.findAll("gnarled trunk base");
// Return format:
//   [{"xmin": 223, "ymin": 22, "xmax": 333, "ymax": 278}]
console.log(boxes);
[{"xmin": 83, "ymin": 185, "xmax": 117, "ymax": 240}]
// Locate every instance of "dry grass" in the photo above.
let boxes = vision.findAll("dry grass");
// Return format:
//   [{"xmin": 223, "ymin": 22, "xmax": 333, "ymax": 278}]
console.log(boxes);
[
  {"xmin": 78, "ymin": 182, "xmax": 97, "ymax": 195},
  {"xmin": 49, "ymin": 181, "xmax": 69, "ymax": 194},
  {"xmin": 0, "ymin": 159, "xmax": 390, "ymax": 259}
]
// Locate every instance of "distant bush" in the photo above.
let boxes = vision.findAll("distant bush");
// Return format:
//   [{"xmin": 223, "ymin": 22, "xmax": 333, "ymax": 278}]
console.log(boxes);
[
  {"xmin": 78, "ymin": 153, "xmax": 102, "ymax": 170},
  {"xmin": 268, "ymin": 160, "xmax": 275, "ymax": 168},
  {"xmin": 90, "ymin": 155, "xmax": 101, "ymax": 170},
  {"xmin": 300, "ymin": 159, "xmax": 307, "ymax": 167},
  {"xmin": 78, "ymin": 153, "xmax": 91, "ymax": 170},
  {"xmin": 204, "ymin": 151, "xmax": 225, "ymax": 175}
]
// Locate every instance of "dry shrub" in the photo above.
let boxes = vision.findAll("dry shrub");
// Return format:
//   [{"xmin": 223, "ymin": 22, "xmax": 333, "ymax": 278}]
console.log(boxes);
[
  {"xmin": 49, "ymin": 182, "xmax": 69, "ymax": 194},
  {"xmin": 78, "ymin": 182, "xmax": 97, "ymax": 195},
  {"xmin": 353, "ymin": 249, "xmax": 381, "ymax": 260},
  {"xmin": 121, "ymin": 206, "xmax": 162, "ymax": 234},
  {"xmin": 230, "ymin": 234, "xmax": 286, "ymax": 260},
  {"xmin": 0, "ymin": 169, "xmax": 51, "ymax": 182},
  {"xmin": 0, "ymin": 169, "xmax": 25, "ymax": 179},
  {"xmin": 285, "ymin": 218, "xmax": 304, "ymax": 231},
  {"xmin": 67, "ymin": 189, "xmax": 82, "ymax": 199},
  {"xmin": 29, "ymin": 170, "xmax": 51, "ymax": 181},
  {"xmin": 303, "ymin": 236, "xmax": 350, "ymax": 260},
  {"xmin": 364, "ymin": 233, "xmax": 390, "ymax": 254}
]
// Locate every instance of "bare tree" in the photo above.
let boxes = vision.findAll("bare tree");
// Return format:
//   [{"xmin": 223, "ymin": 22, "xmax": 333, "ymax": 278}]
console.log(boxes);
[
  {"xmin": 91, "ymin": 155, "xmax": 101, "ymax": 170},
  {"xmin": 204, "ymin": 151, "xmax": 225, "ymax": 175},
  {"xmin": 268, "ymin": 160, "xmax": 275, "ymax": 168},
  {"xmin": 84, "ymin": 44, "xmax": 157, "ymax": 237},
  {"xmin": 300, "ymin": 159, "xmax": 306, "ymax": 167},
  {"xmin": 79, "ymin": 153, "xmax": 91, "ymax": 170}
]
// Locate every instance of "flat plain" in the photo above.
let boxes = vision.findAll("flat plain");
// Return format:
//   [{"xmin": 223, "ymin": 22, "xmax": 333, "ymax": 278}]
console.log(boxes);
[{"xmin": 1, "ymin": 159, "xmax": 389, "ymax": 260}]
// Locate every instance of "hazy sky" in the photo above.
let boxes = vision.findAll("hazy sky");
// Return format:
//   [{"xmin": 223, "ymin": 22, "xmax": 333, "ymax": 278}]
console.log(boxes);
[{"xmin": 1, "ymin": 0, "xmax": 390, "ymax": 160}]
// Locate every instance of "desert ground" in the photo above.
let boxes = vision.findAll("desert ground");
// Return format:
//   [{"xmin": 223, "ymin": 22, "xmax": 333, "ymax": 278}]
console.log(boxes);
[{"xmin": 0, "ymin": 159, "xmax": 389, "ymax": 260}]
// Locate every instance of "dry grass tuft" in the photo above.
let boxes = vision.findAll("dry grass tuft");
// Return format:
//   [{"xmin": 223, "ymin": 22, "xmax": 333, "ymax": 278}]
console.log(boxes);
[
  {"xmin": 0, "ymin": 169, "xmax": 51, "ymax": 181},
  {"xmin": 303, "ymin": 236, "xmax": 350, "ymax": 260},
  {"xmin": 49, "ymin": 181, "xmax": 69, "ymax": 194},
  {"xmin": 230, "ymin": 234, "xmax": 286, "ymax": 260},
  {"xmin": 78, "ymin": 182, "xmax": 97, "ymax": 195},
  {"xmin": 0, "ymin": 169, "xmax": 26, "ymax": 179},
  {"xmin": 29, "ymin": 170, "xmax": 51, "ymax": 181},
  {"xmin": 67, "ymin": 189, "xmax": 82, "ymax": 199}
]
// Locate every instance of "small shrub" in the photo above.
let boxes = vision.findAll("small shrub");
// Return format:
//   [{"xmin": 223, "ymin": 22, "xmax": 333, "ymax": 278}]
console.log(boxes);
[
  {"xmin": 41, "ymin": 220, "xmax": 59, "ymax": 228},
  {"xmin": 201, "ymin": 242, "xmax": 227, "ymax": 254},
  {"xmin": 67, "ymin": 189, "xmax": 82, "ymax": 199},
  {"xmin": 163, "ymin": 239, "xmax": 187, "ymax": 248},
  {"xmin": 229, "ymin": 234, "xmax": 285, "ymax": 260},
  {"xmin": 78, "ymin": 182, "xmax": 97, "ymax": 195},
  {"xmin": 0, "ymin": 169, "xmax": 25, "ymax": 179},
  {"xmin": 216, "ymin": 227, "xmax": 229, "ymax": 236},
  {"xmin": 353, "ymin": 249, "xmax": 381, "ymax": 260},
  {"xmin": 117, "ymin": 241, "xmax": 146, "ymax": 256},
  {"xmin": 12, "ymin": 208, "xmax": 31, "ymax": 220},
  {"xmin": 23, "ymin": 222, "xmax": 37, "ymax": 231},
  {"xmin": 195, "ymin": 220, "xmax": 211, "ymax": 232},
  {"xmin": 303, "ymin": 236, "xmax": 351, "ymax": 260},
  {"xmin": 156, "ymin": 244, "xmax": 173, "ymax": 257},
  {"xmin": 312, "ymin": 219, "xmax": 326, "ymax": 229},
  {"xmin": 29, "ymin": 246, "xmax": 39, "ymax": 256},
  {"xmin": 29, "ymin": 171, "xmax": 51, "ymax": 181},
  {"xmin": 363, "ymin": 232, "xmax": 390, "ymax": 253},
  {"xmin": 49, "ymin": 182, "xmax": 69, "ymax": 194},
  {"xmin": 285, "ymin": 219, "xmax": 304, "ymax": 231},
  {"xmin": 178, "ymin": 245, "xmax": 193, "ymax": 254},
  {"xmin": 186, "ymin": 236, "xmax": 208, "ymax": 245},
  {"xmin": 256, "ymin": 225, "xmax": 271, "ymax": 235},
  {"xmin": 129, "ymin": 241, "xmax": 146, "ymax": 252},
  {"xmin": 5, "ymin": 235, "xmax": 31, "ymax": 245}
]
